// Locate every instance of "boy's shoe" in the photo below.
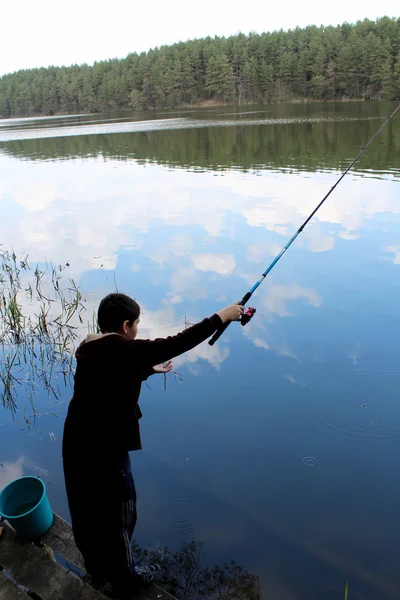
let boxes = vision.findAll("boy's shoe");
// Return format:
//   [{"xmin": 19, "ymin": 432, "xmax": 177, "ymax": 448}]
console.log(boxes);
[
  {"xmin": 135, "ymin": 564, "xmax": 161, "ymax": 586},
  {"xmin": 111, "ymin": 565, "xmax": 161, "ymax": 599}
]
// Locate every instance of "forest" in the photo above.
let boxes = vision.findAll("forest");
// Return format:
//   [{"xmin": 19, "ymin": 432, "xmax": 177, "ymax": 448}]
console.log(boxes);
[{"xmin": 0, "ymin": 17, "xmax": 399, "ymax": 118}]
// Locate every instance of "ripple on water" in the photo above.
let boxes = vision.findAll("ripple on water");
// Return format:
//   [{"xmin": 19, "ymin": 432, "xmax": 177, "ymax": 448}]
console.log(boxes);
[
  {"xmin": 305, "ymin": 367, "xmax": 400, "ymax": 440},
  {"xmin": 303, "ymin": 456, "xmax": 318, "ymax": 466},
  {"xmin": 0, "ymin": 114, "xmax": 380, "ymax": 143},
  {"xmin": 163, "ymin": 498, "xmax": 195, "ymax": 532}
]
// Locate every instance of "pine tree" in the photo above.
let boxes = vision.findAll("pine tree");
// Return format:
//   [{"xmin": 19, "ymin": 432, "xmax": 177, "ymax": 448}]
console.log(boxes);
[
  {"xmin": 362, "ymin": 32, "xmax": 390, "ymax": 97},
  {"xmin": 337, "ymin": 31, "xmax": 364, "ymax": 97},
  {"xmin": 205, "ymin": 53, "xmax": 235, "ymax": 101},
  {"xmin": 393, "ymin": 53, "xmax": 400, "ymax": 98},
  {"xmin": 242, "ymin": 56, "xmax": 259, "ymax": 102},
  {"xmin": 259, "ymin": 61, "xmax": 274, "ymax": 102},
  {"xmin": 129, "ymin": 88, "xmax": 145, "ymax": 109},
  {"xmin": 229, "ymin": 33, "xmax": 249, "ymax": 103},
  {"xmin": 79, "ymin": 68, "xmax": 97, "ymax": 112}
]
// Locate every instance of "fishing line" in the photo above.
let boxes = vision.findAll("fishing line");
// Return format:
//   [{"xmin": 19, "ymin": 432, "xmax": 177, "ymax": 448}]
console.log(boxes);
[{"xmin": 209, "ymin": 103, "xmax": 400, "ymax": 346}]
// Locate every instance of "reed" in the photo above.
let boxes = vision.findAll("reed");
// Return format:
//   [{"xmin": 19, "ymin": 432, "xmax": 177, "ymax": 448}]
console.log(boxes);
[{"xmin": 0, "ymin": 247, "xmax": 88, "ymax": 426}]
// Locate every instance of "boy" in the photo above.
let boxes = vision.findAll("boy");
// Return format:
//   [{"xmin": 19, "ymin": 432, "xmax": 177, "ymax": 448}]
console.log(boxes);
[{"xmin": 62, "ymin": 293, "xmax": 243, "ymax": 599}]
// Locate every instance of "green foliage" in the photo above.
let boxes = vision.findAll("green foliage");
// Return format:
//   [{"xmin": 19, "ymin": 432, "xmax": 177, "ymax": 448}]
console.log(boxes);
[{"xmin": 0, "ymin": 17, "xmax": 399, "ymax": 118}]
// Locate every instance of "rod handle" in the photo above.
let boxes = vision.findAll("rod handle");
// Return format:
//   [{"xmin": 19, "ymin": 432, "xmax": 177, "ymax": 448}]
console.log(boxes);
[
  {"xmin": 208, "ymin": 293, "xmax": 251, "ymax": 346},
  {"xmin": 208, "ymin": 320, "xmax": 231, "ymax": 346}
]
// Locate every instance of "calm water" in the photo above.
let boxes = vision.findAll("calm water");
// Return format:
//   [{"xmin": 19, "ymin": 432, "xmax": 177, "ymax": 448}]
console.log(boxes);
[{"xmin": 1, "ymin": 102, "xmax": 400, "ymax": 599}]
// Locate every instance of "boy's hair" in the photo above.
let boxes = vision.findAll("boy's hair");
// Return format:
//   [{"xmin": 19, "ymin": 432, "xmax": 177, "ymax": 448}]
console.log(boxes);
[{"xmin": 97, "ymin": 293, "xmax": 140, "ymax": 333}]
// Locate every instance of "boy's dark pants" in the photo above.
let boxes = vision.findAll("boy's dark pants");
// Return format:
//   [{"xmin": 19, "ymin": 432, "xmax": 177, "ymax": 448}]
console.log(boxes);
[{"xmin": 63, "ymin": 452, "xmax": 137, "ymax": 590}]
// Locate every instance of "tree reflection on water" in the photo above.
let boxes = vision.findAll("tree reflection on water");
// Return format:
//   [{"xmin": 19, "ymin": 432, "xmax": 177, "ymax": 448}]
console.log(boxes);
[{"xmin": 133, "ymin": 539, "xmax": 261, "ymax": 600}]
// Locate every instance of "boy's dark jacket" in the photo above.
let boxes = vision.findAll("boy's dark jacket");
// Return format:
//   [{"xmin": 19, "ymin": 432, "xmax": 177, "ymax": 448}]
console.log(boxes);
[{"xmin": 62, "ymin": 314, "xmax": 222, "ymax": 458}]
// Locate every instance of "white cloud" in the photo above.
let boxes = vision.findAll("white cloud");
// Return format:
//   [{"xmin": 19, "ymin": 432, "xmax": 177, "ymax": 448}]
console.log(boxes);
[
  {"xmin": 278, "ymin": 348, "xmax": 301, "ymax": 362},
  {"xmin": 146, "ymin": 243, "xmax": 172, "ymax": 266},
  {"xmin": 247, "ymin": 242, "xmax": 283, "ymax": 263},
  {"xmin": 192, "ymin": 254, "xmax": 236, "ymax": 275},
  {"xmin": 261, "ymin": 283, "xmax": 322, "ymax": 317},
  {"xmin": 167, "ymin": 293, "xmax": 184, "ymax": 304},
  {"xmin": 168, "ymin": 267, "xmax": 207, "ymax": 302},
  {"xmin": 252, "ymin": 337, "xmax": 270, "ymax": 350},
  {"xmin": 170, "ymin": 235, "xmax": 195, "ymax": 256},
  {"xmin": 306, "ymin": 235, "xmax": 335, "ymax": 253},
  {"xmin": 339, "ymin": 231, "xmax": 360, "ymax": 240},
  {"xmin": 0, "ymin": 456, "xmax": 48, "ymax": 489},
  {"xmin": 383, "ymin": 245, "xmax": 400, "ymax": 264}
]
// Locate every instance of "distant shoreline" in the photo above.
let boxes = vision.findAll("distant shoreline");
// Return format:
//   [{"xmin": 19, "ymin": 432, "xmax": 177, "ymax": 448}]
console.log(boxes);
[{"xmin": 0, "ymin": 98, "xmax": 386, "ymax": 122}]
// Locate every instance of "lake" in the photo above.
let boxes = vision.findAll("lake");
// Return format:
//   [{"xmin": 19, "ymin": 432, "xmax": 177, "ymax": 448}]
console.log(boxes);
[{"xmin": 1, "ymin": 101, "xmax": 400, "ymax": 599}]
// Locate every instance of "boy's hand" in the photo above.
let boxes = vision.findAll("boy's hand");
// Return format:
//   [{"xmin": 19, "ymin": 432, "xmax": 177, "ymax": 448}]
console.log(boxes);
[
  {"xmin": 153, "ymin": 361, "xmax": 174, "ymax": 374},
  {"xmin": 217, "ymin": 303, "xmax": 244, "ymax": 324}
]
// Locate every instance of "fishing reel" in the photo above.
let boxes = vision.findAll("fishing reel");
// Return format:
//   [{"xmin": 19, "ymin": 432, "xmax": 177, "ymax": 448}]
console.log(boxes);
[
  {"xmin": 209, "ymin": 299, "xmax": 256, "ymax": 346},
  {"xmin": 241, "ymin": 306, "xmax": 256, "ymax": 326}
]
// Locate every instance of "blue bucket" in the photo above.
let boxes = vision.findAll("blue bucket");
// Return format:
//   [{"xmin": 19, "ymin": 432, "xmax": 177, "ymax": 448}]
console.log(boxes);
[{"xmin": 0, "ymin": 476, "xmax": 53, "ymax": 538}]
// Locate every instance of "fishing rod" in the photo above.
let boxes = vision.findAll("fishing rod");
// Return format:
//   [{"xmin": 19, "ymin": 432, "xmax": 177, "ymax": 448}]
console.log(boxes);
[{"xmin": 209, "ymin": 102, "xmax": 400, "ymax": 346}]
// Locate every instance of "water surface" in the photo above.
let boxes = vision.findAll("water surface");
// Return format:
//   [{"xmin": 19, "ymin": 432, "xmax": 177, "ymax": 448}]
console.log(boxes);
[{"xmin": 1, "ymin": 102, "xmax": 400, "ymax": 599}]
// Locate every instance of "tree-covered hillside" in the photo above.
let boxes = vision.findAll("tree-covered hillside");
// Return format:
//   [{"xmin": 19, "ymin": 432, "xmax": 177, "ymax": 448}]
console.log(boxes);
[{"xmin": 1, "ymin": 17, "xmax": 399, "ymax": 118}]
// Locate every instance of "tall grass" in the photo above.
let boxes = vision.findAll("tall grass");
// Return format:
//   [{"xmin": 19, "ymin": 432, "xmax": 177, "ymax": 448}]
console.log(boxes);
[{"xmin": 0, "ymin": 247, "xmax": 88, "ymax": 427}]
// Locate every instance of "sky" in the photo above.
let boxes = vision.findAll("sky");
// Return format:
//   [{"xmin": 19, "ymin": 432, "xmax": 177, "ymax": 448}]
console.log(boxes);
[{"xmin": 0, "ymin": 0, "xmax": 399, "ymax": 77}]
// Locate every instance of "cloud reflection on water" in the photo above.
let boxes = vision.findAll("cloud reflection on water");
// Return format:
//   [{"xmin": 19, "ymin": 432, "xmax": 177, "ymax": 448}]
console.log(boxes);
[
  {"xmin": 0, "ymin": 151, "xmax": 399, "ymax": 370},
  {"xmin": 0, "ymin": 456, "xmax": 48, "ymax": 489}
]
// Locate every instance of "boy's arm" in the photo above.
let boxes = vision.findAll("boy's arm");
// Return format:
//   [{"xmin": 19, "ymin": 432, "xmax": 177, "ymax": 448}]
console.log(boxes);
[
  {"xmin": 131, "ymin": 314, "xmax": 223, "ymax": 367},
  {"xmin": 141, "ymin": 366, "xmax": 155, "ymax": 381}
]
